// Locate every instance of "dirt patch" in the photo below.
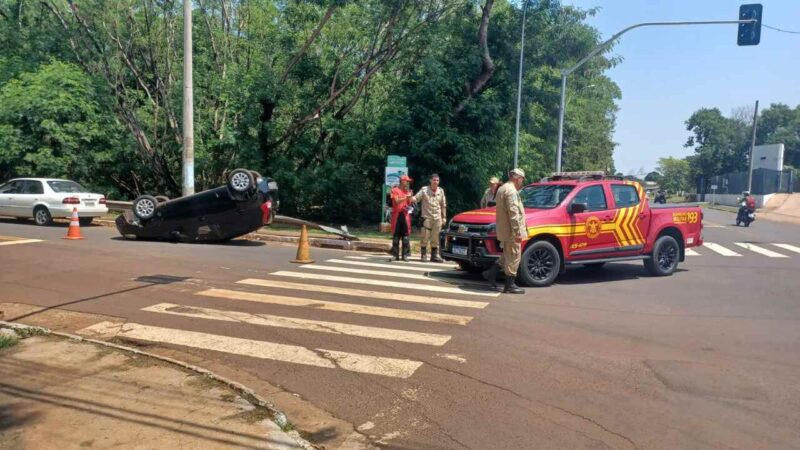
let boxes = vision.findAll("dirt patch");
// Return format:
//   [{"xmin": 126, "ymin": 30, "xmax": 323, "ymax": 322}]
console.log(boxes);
[{"xmin": 0, "ymin": 303, "xmax": 124, "ymax": 333}]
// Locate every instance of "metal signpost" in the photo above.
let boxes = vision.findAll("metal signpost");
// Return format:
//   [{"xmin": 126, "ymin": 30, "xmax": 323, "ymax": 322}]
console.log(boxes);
[{"xmin": 555, "ymin": 5, "xmax": 761, "ymax": 172}]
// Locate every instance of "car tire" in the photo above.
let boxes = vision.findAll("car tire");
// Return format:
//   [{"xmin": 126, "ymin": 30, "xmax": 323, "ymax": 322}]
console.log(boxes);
[
  {"xmin": 644, "ymin": 235, "xmax": 680, "ymax": 277},
  {"xmin": 228, "ymin": 169, "xmax": 255, "ymax": 196},
  {"xmin": 155, "ymin": 195, "xmax": 170, "ymax": 203},
  {"xmin": 79, "ymin": 217, "xmax": 93, "ymax": 226},
  {"xmin": 745, "ymin": 221, "xmax": 750, "ymax": 227},
  {"xmin": 34, "ymin": 206, "xmax": 53, "ymax": 226},
  {"xmin": 132, "ymin": 195, "xmax": 158, "ymax": 221},
  {"xmin": 735, "ymin": 219, "xmax": 741, "ymax": 226},
  {"xmin": 518, "ymin": 240, "xmax": 561, "ymax": 287}
]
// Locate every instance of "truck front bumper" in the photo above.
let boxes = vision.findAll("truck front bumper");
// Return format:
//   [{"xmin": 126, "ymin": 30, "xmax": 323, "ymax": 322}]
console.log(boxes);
[{"xmin": 440, "ymin": 231, "xmax": 500, "ymax": 265}]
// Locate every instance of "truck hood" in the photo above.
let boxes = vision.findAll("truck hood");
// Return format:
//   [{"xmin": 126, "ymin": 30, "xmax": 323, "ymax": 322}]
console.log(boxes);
[{"xmin": 452, "ymin": 207, "xmax": 567, "ymax": 226}]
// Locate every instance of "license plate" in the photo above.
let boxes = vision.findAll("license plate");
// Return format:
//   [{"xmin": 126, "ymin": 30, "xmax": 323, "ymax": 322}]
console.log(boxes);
[
  {"xmin": 84, "ymin": 201, "xmax": 95, "ymax": 207},
  {"xmin": 452, "ymin": 246, "xmax": 468, "ymax": 256}
]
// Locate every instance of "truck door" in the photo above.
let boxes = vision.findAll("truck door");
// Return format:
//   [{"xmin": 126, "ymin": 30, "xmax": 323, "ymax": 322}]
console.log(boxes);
[
  {"xmin": 610, "ymin": 183, "xmax": 650, "ymax": 253},
  {"xmin": 566, "ymin": 184, "xmax": 617, "ymax": 257}
]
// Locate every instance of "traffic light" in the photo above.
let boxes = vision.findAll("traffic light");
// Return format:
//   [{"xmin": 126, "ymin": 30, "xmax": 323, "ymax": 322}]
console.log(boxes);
[{"xmin": 737, "ymin": 4, "xmax": 762, "ymax": 46}]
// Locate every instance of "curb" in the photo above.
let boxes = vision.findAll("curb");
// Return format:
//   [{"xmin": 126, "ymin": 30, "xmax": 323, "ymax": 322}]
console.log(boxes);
[{"xmin": 0, "ymin": 320, "xmax": 317, "ymax": 450}]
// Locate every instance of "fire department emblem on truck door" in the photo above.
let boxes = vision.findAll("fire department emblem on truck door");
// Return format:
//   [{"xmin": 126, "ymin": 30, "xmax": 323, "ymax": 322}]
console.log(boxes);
[{"xmin": 585, "ymin": 216, "xmax": 601, "ymax": 239}]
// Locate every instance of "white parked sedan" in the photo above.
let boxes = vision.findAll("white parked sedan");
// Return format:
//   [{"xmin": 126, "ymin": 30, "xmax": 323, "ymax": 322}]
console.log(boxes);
[{"xmin": 0, "ymin": 178, "xmax": 108, "ymax": 226}]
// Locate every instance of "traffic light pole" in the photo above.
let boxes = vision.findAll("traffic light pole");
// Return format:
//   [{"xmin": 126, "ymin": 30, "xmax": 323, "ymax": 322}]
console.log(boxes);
[{"xmin": 556, "ymin": 19, "xmax": 757, "ymax": 173}]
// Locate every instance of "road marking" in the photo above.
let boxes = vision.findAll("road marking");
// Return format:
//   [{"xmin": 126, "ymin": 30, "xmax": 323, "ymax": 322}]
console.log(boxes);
[
  {"xmin": 78, "ymin": 321, "xmax": 422, "ymax": 378},
  {"xmin": 773, "ymin": 243, "xmax": 800, "ymax": 255},
  {"xmin": 198, "ymin": 288, "xmax": 473, "ymax": 325},
  {"xmin": 143, "ymin": 303, "xmax": 451, "ymax": 346},
  {"xmin": 346, "ymin": 256, "xmax": 459, "ymax": 268},
  {"xmin": 325, "ymin": 259, "xmax": 455, "ymax": 273},
  {"xmin": 0, "ymin": 238, "xmax": 43, "ymax": 247},
  {"xmin": 271, "ymin": 271, "xmax": 499, "ymax": 297},
  {"xmin": 299, "ymin": 264, "xmax": 476, "ymax": 284},
  {"xmin": 684, "ymin": 248, "xmax": 700, "ymax": 256},
  {"xmin": 703, "ymin": 242, "xmax": 742, "ymax": 257},
  {"xmin": 237, "ymin": 279, "xmax": 489, "ymax": 309},
  {"xmin": 734, "ymin": 243, "xmax": 789, "ymax": 258}
]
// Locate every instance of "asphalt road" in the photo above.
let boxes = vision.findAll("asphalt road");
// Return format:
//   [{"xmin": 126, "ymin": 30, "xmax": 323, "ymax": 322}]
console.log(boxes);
[{"xmin": 1, "ymin": 207, "xmax": 799, "ymax": 449}]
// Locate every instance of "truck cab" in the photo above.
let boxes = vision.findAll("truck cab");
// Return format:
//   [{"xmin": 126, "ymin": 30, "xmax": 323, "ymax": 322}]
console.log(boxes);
[{"xmin": 441, "ymin": 172, "xmax": 704, "ymax": 287}]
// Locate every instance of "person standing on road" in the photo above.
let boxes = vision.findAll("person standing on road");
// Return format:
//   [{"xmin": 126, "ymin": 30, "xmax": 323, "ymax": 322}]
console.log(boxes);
[
  {"xmin": 412, "ymin": 174, "xmax": 447, "ymax": 262},
  {"xmin": 480, "ymin": 176, "xmax": 501, "ymax": 208},
  {"xmin": 390, "ymin": 175, "xmax": 415, "ymax": 262},
  {"xmin": 482, "ymin": 169, "xmax": 527, "ymax": 294}
]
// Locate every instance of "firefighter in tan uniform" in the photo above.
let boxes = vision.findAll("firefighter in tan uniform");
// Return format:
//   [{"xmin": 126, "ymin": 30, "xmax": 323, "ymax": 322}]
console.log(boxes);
[
  {"xmin": 412, "ymin": 173, "xmax": 447, "ymax": 262},
  {"xmin": 482, "ymin": 168, "xmax": 526, "ymax": 294}
]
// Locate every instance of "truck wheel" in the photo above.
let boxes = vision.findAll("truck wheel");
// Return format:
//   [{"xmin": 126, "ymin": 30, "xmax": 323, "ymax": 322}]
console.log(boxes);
[
  {"xmin": 518, "ymin": 240, "xmax": 561, "ymax": 287},
  {"xmin": 228, "ymin": 168, "xmax": 255, "ymax": 194},
  {"xmin": 132, "ymin": 195, "xmax": 158, "ymax": 221},
  {"xmin": 644, "ymin": 235, "xmax": 680, "ymax": 276}
]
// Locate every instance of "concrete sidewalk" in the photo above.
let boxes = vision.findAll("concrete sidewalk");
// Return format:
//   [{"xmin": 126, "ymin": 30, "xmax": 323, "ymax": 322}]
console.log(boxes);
[{"xmin": 0, "ymin": 330, "xmax": 307, "ymax": 450}]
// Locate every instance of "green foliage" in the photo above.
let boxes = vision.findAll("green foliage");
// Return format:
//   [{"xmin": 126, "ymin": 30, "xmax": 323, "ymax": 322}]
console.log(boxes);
[
  {"xmin": 0, "ymin": 0, "xmax": 620, "ymax": 224},
  {"xmin": 655, "ymin": 157, "xmax": 691, "ymax": 194}
]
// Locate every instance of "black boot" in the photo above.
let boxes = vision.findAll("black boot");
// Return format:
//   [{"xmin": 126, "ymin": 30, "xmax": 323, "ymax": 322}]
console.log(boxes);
[
  {"xmin": 401, "ymin": 237, "xmax": 411, "ymax": 261},
  {"xmin": 391, "ymin": 236, "xmax": 400, "ymax": 261},
  {"xmin": 420, "ymin": 248, "xmax": 428, "ymax": 262},
  {"xmin": 503, "ymin": 277, "xmax": 525, "ymax": 294},
  {"xmin": 482, "ymin": 264, "xmax": 500, "ymax": 289},
  {"xmin": 430, "ymin": 248, "xmax": 443, "ymax": 263}
]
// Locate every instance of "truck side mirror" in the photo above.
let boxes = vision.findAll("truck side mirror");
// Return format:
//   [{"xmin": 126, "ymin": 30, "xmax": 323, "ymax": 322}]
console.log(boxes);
[{"xmin": 568, "ymin": 202, "xmax": 587, "ymax": 214}]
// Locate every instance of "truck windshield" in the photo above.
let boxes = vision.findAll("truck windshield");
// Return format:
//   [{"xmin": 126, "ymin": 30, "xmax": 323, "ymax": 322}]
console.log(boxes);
[{"xmin": 519, "ymin": 185, "xmax": 574, "ymax": 209}]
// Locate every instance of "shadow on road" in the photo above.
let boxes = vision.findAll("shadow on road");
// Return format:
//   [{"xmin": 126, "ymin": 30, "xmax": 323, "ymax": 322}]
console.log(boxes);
[{"xmin": 110, "ymin": 236, "xmax": 266, "ymax": 246}]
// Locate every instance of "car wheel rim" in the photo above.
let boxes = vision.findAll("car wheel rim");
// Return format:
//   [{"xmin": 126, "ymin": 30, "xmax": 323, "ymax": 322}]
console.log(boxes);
[
  {"xmin": 36, "ymin": 210, "xmax": 47, "ymax": 224},
  {"xmin": 231, "ymin": 172, "xmax": 250, "ymax": 191},
  {"xmin": 136, "ymin": 199, "xmax": 155, "ymax": 218},
  {"xmin": 527, "ymin": 248, "xmax": 555, "ymax": 281},
  {"xmin": 657, "ymin": 242, "xmax": 677, "ymax": 271}
]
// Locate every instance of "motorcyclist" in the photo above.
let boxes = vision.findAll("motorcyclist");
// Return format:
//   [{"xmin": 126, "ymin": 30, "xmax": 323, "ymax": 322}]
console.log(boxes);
[{"xmin": 737, "ymin": 191, "xmax": 756, "ymax": 225}]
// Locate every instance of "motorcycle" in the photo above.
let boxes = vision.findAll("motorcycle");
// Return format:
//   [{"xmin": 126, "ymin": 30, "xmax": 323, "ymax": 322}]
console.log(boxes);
[{"xmin": 736, "ymin": 201, "xmax": 756, "ymax": 227}]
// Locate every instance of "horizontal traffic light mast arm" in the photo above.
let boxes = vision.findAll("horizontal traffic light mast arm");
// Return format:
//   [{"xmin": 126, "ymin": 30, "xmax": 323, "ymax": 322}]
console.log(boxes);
[{"xmin": 562, "ymin": 19, "xmax": 757, "ymax": 76}]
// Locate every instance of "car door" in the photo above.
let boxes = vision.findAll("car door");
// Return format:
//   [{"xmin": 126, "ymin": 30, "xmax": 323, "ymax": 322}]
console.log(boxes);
[
  {"xmin": 12, "ymin": 180, "xmax": 45, "ymax": 217},
  {"xmin": 565, "ymin": 184, "xmax": 617, "ymax": 257},
  {"xmin": 0, "ymin": 181, "xmax": 24, "ymax": 216},
  {"xmin": 610, "ymin": 183, "xmax": 649, "ymax": 253}
]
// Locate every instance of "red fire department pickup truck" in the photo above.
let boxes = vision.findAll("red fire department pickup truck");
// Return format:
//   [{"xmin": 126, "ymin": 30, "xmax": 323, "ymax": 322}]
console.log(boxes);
[{"xmin": 441, "ymin": 172, "xmax": 703, "ymax": 287}]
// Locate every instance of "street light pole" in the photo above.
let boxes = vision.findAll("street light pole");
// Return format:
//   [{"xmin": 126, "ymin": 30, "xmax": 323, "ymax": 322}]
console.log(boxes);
[
  {"xmin": 746, "ymin": 100, "xmax": 759, "ymax": 193},
  {"xmin": 182, "ymin": 0, "xmax": 194, "ymax": 196},
  {"xmin": 513, "ymin": 0, "xmax": 528, "ymax": 169},
  {"xmin": 555, "ymin": 19, "xmax": 757, "ymax": 173}
]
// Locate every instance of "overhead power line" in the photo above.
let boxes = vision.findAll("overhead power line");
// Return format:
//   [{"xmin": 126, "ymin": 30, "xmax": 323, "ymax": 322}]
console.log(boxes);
[{"xmin": 762, "ymin": 23, "xmax": 800, "ymax": 34}]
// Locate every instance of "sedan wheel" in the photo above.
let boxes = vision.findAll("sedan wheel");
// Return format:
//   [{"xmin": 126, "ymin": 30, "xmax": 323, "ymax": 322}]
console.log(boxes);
[
  {"xmin": 34, "ymin": 207, "xmax": 53, "ymax": 226},
  {"xmin": 133, "ymin": 195, "xmax": 158, "ymax": 221}
]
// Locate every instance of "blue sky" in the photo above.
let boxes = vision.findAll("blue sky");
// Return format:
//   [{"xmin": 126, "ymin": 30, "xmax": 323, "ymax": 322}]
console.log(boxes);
[{"xmin": 559, "ymin": 0, "xmax": 800, "ymax": 175}]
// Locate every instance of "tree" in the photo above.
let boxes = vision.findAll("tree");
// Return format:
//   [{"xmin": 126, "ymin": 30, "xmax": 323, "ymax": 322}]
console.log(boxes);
[
  {"xmin": 684, "ymin": 108, "xmax": 749, "ymax": 181},
  {"xmin": 655, "ymin": 157, "xmax": 690, "ymax": 194}
]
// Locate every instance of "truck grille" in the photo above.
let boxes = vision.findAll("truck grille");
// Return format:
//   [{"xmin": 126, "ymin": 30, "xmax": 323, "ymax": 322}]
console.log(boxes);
[{"xmin": 448, "ymin": 222, "xmax": 493, "ymax": 234}]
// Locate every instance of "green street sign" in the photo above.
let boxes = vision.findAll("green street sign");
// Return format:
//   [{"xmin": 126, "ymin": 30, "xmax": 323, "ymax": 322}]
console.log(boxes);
[{"xmin": 387, "ymin": 155, "xmax": 407, "ymax": 167}]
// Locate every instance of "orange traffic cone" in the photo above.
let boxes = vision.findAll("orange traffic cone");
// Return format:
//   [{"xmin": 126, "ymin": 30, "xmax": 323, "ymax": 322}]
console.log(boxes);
[
  {"xmin": 291, "ymin": 225, "xmax": 314, "ymax": 264},
  {"xmin": 63, "ymin": 207, "xmax": 85, "ymax": 240}
]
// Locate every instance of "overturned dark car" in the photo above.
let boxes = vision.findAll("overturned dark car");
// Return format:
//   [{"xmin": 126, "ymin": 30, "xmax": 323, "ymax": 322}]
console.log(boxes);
[{"xmin": 115, "ymin": 169, "xmax": 278, "ymax": 242}]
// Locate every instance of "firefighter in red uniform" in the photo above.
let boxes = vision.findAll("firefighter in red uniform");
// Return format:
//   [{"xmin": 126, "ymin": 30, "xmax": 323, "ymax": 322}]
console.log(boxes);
[{"xmin": 390, "ymin": 175, "xmax": 414, "ymax": 261}]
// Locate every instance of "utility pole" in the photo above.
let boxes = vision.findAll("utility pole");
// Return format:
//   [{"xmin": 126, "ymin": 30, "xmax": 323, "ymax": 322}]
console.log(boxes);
[
  {"xmin": 555, "ymin": 17, "xmax": 758, "ymax": 173},
  {"xmin": 747, "ymin": 100, "xmax": 759, "ymax": 193},
  {"xmin": 513, "ymin": 0, "xmax": 528, "ymax": 169},
  {"xmin": 182, "ymin": 0, "xmax": 194, "ymax": 196}
]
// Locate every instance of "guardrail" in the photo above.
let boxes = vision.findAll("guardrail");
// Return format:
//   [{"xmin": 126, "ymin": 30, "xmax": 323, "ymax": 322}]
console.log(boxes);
[{"xmin": 106, "ymin": 200, "xmax": 132, "ymax": 211}]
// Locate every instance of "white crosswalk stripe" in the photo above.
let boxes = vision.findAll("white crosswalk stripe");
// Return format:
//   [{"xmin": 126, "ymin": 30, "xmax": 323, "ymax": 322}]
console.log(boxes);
[
  {"xmin": 197, "ymin": 288, "xmax": 473, "ymax": 325},
  {"xmin": 346, "ymin": 256, "xmax": 459, "ymax": 269},
  {"xmin": 237, "ymin": 279, "xmax": 489, "ymax": 309},
  {"xmin": 702, "ymin": 242, "xmax": 742, "ymax": 257},
  {"xmin": 773, "ymin": 243, "xmax": 800, "ymax": 255},
  {"xmin": 142, "ymin": 303, "xmax": 451, "ymax": 345},
  {"xmin": 325, "ymin": 259, "xmax": 455, "ymax": 273},
  {"xmin": 684, "ymin": 248, "xmax": 700, "ymax": 256},
  {"xmin": 0, "ymin": 238, "xmax": 42, "ymax": 247},
  {"xmin": 734, "ymin": 243, "xmax": 789, "ymax": 258},
  {"xmin": 271, "ymin": 271, "xmax": 500, "ymax": 297},
  {"xmin": 298, "ymin": 264, "xmax": 482, "ymax": 287},
  {"xmin": 78, "ymin": 321, "xmax": 422, "ymax": 378}
]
